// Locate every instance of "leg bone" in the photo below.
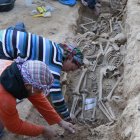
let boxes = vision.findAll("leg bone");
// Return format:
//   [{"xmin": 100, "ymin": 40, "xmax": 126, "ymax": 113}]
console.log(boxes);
[
  {"xmin": 70, "ymin": 95, "xmax": 80, "ymax": 119},
  {"xmin": 98, "ymin": 100, "xmax": 113, "ymax": 122},
  {"xmin": 106, "ymin": 76, "xmax": 123, "ymax": 101}
]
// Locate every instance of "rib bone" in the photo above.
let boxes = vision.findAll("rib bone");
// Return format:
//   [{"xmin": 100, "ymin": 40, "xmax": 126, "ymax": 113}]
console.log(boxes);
[{"xmin": 98, "ymin": 70, "xmax": 104, "ymax": 100}]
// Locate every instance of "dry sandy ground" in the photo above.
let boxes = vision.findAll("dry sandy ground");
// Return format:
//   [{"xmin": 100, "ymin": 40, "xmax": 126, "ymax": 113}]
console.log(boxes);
[{"xmin": 0, "ymin": 0, "xmax": 79, "ymax": 42}]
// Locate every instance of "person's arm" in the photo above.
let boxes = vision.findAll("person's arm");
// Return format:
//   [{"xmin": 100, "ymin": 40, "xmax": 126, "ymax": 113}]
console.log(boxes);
[
  {"xmin": 28, "ymin": 93, "xmax": 62, "ymax": 125},
  {"xmin": 28, "ymin": 93, "xmax": 75, "ymax": 134}
]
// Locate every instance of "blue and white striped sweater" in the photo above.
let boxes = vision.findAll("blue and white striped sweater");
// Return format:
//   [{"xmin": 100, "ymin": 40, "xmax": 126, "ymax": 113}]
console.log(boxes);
[{"xmin": 0, "ymin": 29, "xmax": 70, "ymax": 120}]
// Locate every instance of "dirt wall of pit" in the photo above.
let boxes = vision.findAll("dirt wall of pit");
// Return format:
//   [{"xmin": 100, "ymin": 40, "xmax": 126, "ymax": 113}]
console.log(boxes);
[{"xmin": 112, "ymin": 0, "xmax": 140, "ymax": 140}]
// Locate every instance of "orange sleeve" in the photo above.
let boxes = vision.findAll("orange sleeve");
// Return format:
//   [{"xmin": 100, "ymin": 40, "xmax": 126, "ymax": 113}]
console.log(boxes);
[
  {"xmin": 0, "ymin": 84, "xmax": 44, "ymax": 136},
  {"xmin": 28, "ymin": 93, "xmax": 62, "ymax": 125}
]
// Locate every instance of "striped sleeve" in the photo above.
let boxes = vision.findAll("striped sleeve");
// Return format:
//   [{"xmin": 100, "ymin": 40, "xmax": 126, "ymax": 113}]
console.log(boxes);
[
  {"xmin": 44, "ymin": 41, "xmax": 70, "ymax": 120},
  {"xmin": 0, "ymin": 29, "xmax": 16, "ymax": 59},
  {"xmin": 49, "ymin": 75, "xmax": 70, "ymax": 120}
]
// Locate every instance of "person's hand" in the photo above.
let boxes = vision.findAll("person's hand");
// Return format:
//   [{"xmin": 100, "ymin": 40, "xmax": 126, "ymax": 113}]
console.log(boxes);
[
  {"xmin": 42, "ymin": 126, "xmax": 58, "ymax": 139},
  {"xmin": 58, "ymin": 120, "xmax": 75, "ymax": 134}
]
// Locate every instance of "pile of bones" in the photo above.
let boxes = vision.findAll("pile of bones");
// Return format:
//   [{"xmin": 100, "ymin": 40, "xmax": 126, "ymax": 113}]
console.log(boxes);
[{"xmin": 61, "ymin": 0, "xmax": 127, "ymax": 125}]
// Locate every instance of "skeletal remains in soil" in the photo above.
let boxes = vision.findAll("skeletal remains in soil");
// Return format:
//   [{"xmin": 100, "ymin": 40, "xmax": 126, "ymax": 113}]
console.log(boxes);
[
  {"xmin": 70, "ymin": 67, "xmax": 88, "ymax": 120},
  {"xmin": 69, "ymin": 12, "xmax": 126, "ymax": 124}
]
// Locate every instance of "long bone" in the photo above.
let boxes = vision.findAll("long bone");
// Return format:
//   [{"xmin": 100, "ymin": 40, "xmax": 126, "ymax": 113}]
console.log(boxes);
[
  {"xmin": 91, "ymin": 97, "xmax": 97, "ymax": 120},
  {"xmin": 99, "ymin": 100, "xmax": 112, "ymax": 119},
  {"xmin": 80, "ymin": 92, "xmax": 87, "ymax": 120},
  {"xmin": 105, "ymin": 102, "xmax": 116, "ymax": 120},
  {"xmin": 106, "ymin": 75, "xmax": 123, "ymax": 101},
  {"xmin": 83, "ymin": 16, "xmax": 94, "ymax": 23},
  {"xmin": 74, "ymin": 67, "xmax": 88, "ymax": 95},
  {"xmin": 75, "ymin": 107, "xmax": 82, "ymax": 118},
  {"xmin": 79, "ymin": 89, "xmax": 91, "ymax": 121},
  {"xmin": 104, "ymin": 40, "xmax": 111, "ymax": 55},
  {"xmin": 79, "ymin": 73, "xmax": 88, "ymax": 120},
  {"xmin": 98, "ymin": 70, "xmax": 104, "ymax": 100},
  {"xmin": 91, "ymin": 106, "xmax": 96, "ymax": 121},
  {"xmin": 85, "ymin": 54, "xmax": 100, "ymax": 59},
  {"xmin": 80, "ymin": 21, "xmax": 96, "ymax": 32},
  {"xmin": 109, "ymin": 18, "xmax": 113, "ymax": 33},
  {"xmin": 70, "ymin": 67, "xmax": 88, "ymax": 119},
  {"xmin": 99, "ymin": 42, "xmax": 104, "ymax": 54},
  {"xmin": 80, "ymin": 24, "xmax": 89, "ymax": 32},
  {"xmin": 98, "ymin": 100, "xmax": 113, "ymax": 122},
  {"xmin": 70, "ymin": 95, "xmax": 80, "ymax": 120},
  {"xmin": 111, "ymin": 43, "xmax": 120, "ymax": 51},
  {"xmin": 97, "ymin": 37, "xmax": 112, "ymax": 57}
]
